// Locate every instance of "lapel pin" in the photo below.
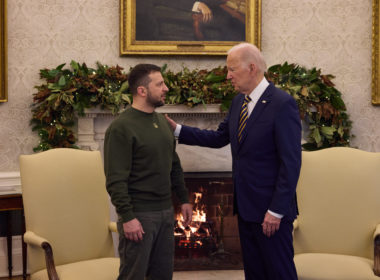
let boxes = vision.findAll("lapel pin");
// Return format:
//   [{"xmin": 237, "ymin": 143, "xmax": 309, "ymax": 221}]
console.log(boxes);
[{"xmin": 262, "ymin": 100, "xmax": 267, "ymax": 103}]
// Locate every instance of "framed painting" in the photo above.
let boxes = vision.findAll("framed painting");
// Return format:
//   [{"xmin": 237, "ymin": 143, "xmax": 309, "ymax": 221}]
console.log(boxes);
[
  {"xmin": 120, "ymin": 0, "xmax": 261, "ymax": 55},
  {"xmin": 0, "ymin": 0, "xmax": 7, "ymax": 102},
  {"xmin": 372, "ymin": 0, "xmax": 380, "ymax": 105}
]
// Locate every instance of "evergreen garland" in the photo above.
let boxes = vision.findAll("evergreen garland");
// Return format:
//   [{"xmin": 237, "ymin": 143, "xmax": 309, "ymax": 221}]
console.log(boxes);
[{"xmin": 31, "ymin": 61, "xmax": 352, "ymax": 152}]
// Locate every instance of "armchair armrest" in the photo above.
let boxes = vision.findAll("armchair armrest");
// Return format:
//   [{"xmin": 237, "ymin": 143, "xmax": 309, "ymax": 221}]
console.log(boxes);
[
  {"xmin": 24, "ymin": 231, "xmax": 60, "ymax": 280},
  {"xmin": 374, "ymin": 224, "xmax": 380, "ymax": 239},
  {"xmin": 374, "ymin": 224, "xmax": 380, "ymax": 276},
  {"xmin": 292, "ymin": 219, "xmax": 299, "ymax": 237},
  {"xmin": 108, "ymin": 221, "xmax": 117, "ymax": 233},
  {"xmin": 293, "ymin": 219, "xmax": 299, "ymax": 230},
  {"xmin": 24, "ymin": 231, "xmax": 49, "ymax": 247}
]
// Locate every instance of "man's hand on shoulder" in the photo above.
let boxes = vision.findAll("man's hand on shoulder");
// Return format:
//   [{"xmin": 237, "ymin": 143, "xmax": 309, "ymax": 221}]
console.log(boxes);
[
  {"xmin": 123, "ymin": 218, "xmax": 145, "ymax": 242},
  {"xmin": 165, "ymin": 114, "xmax": 177, "ymax": 131}
]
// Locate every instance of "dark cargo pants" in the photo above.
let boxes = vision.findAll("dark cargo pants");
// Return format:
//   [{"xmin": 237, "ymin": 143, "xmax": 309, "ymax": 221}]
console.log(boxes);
[{"xmin": 117, "ymin": 207, "xmax": 175, "ymax": 280}]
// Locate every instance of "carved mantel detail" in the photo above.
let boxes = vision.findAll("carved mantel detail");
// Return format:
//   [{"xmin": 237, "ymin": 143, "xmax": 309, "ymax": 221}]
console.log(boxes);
[
  {"xmin": 76, "ymin": 105, "xmax": 231, "ymax": 172},
  {"xmin": 76, "ymin": 104, "xmax": 228, "ymax": 151}
]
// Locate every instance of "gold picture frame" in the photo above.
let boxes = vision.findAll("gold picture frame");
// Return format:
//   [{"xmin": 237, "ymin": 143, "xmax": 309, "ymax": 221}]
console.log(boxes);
[
  {"xmin": 372, "ymin": 0, "xmax": 380, "ymax": 105},
  {"xmin": 0, "ymin": 0, "xmax": 7, "ymax": 102},
  {"xmin": 120, "ymin": 0, "xmax": 261, "ymax": 55}
]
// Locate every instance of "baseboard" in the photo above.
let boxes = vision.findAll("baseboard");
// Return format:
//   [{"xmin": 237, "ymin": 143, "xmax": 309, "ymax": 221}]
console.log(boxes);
[{"xmin": 0, "ymin": 236, "xmax": 24, "ymax": 277}]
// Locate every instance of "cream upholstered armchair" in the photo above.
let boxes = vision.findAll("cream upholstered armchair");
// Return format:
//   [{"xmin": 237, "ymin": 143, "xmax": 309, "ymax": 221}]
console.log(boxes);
[
  {"xmin": 19, "ymin": 148, "xmax": 119, "ymax": 280},
  {"xmin": 293, "ymin": 147, "xmax": 380, "ymax": 280}
]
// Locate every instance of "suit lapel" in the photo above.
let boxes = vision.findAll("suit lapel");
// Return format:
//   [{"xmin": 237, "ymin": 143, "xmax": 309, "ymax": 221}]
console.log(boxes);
[{"xmin": 238, "ymin": 84, "xmax": 274, "ymax": 148}]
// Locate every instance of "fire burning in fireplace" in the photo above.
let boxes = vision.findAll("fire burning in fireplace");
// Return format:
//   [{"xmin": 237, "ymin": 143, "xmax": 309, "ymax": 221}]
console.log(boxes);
[
  {"xmin": 173, "ymin": 175, "xmax": 243, "ymax": 270},
  {"xmin": 174, "ymin": 192, "xmax": 217, "ymax": 257}
]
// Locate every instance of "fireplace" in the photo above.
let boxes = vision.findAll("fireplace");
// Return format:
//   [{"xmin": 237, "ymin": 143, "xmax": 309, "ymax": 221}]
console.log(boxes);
[
  {"xmin": 75, "ymin": 106, "xmax": 241, "ymax": 269},
  {"xmin": 173, "ymin": 172, "xmax": 243, "ymax": 270}
]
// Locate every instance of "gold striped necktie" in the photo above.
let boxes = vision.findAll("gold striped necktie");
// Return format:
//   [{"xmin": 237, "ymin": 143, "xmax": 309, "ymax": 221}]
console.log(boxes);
[{"xmin": 238, "ymin": 95, "xmax": 251, "ymax": 142}]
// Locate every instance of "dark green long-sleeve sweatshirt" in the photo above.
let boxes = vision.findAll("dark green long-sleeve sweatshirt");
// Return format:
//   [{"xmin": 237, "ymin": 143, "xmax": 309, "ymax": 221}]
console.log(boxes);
[{"xmin": 104, "ymin": 106, "xmax": 189, "ymax": 223}]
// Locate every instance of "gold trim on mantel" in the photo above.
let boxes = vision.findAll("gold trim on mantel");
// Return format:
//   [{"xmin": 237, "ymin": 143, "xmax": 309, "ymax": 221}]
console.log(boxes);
[
  {"xmin": 120, "ymin": 0, "xmax": 262, "ymax": 55},
  {"xmin": 372, "ymin": 0, "xmax": 380, "ymax": 105}
]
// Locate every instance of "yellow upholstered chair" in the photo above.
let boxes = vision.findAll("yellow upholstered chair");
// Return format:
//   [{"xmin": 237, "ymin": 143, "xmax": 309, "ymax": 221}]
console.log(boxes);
[
  {"xmin": 293, "ymin": 147, "xmax": 380, "ymax": 280},
  {"xmin": 19, "ymin": 148, "xmax": 118, "ymax": 280}
]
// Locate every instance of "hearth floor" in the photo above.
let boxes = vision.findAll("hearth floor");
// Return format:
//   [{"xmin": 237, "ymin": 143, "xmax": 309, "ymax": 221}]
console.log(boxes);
[{"xmin": 173, "ymin": 269, "xmax": 244, "ymax": 279}]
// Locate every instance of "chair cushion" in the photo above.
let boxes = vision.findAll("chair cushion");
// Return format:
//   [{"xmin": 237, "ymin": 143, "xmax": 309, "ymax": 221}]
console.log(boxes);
[
  {"xmin": 31, "ymin": 257, "xmax": 119, "ymax": 280},
  {"xmin": 295, "ymin": 253, "xmax": 378, "ymax": 280}
]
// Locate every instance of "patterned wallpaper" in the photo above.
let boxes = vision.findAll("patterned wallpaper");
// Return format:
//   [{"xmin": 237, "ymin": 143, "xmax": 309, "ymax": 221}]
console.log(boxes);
[{"xmin": 0, "ymin": 0, "xmax": 378, "ymax": 171}]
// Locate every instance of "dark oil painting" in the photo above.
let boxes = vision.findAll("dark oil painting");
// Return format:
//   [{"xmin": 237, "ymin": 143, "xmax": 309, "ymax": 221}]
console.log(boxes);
[{"xmin": 135, "ymin": 0, "xmax": 246, "ymax": 42}]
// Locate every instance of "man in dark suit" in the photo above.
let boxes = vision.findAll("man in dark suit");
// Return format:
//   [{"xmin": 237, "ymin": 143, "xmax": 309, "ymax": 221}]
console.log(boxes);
[{"xmin": 165, "ymin": 43, "xmax": 301, "ymax": 279}]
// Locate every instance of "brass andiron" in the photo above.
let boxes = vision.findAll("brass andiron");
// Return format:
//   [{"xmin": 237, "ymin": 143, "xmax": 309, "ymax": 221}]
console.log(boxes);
[{"xmin": 211, "ymin": 195, "xmax": 233, "ymax": 262}]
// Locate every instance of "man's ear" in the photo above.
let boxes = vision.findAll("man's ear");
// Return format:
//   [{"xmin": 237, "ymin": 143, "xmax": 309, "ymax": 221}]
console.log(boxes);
[{"xmin": 136, "ymin": 86, "xmax": 147, "ymax": 97}]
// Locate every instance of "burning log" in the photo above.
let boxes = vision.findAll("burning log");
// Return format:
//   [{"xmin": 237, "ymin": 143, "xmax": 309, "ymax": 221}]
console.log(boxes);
[{"xmin": 174, "ymin": 192, "xmax": 217, "ymax": 258}]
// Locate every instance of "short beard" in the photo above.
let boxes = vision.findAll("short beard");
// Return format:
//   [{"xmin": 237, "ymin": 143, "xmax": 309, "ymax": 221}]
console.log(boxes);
[
  {"xmin": 147, "ymin": 91, "xmax": 164, "ymax": 108},
  {"xmin": 152, "ymin": 100, "xmax": 164, "ymax": 108}
]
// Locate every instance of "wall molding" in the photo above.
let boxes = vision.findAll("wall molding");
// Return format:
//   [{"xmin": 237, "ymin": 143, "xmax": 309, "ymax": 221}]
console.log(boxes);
[{"xmin": 0, "ymin": 171, "xmax": 21, "ymax": 194}]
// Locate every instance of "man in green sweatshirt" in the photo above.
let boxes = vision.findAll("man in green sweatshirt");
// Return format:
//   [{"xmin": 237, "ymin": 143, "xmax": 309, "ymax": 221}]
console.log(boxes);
[{"xmin": 104, "ymin": 64, "xmax": 192, "ymax": 280}]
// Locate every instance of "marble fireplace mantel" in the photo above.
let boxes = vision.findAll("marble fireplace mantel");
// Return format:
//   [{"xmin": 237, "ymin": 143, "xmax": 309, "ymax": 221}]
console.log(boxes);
[{"xmin": 77, "ymin": 105, "xmax": 232, "ymax": 172}]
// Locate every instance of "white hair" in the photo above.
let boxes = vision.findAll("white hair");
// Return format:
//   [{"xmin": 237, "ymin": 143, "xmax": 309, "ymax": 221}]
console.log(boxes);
[{"xmin": 227, "ymin": 43, "xmax": 267, "ymax": 73}]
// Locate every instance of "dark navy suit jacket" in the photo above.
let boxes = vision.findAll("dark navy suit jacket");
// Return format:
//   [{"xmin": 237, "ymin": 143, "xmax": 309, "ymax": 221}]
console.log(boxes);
[{"xmin": 179, "ymin": 82, "xmax": 302, "ymax": 223}]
